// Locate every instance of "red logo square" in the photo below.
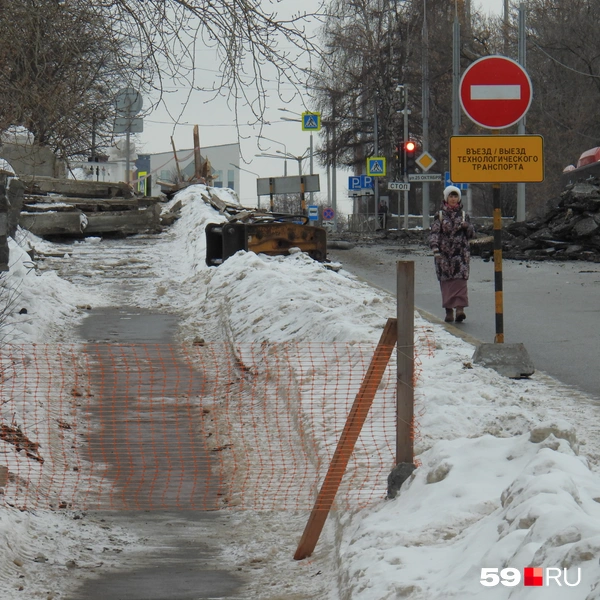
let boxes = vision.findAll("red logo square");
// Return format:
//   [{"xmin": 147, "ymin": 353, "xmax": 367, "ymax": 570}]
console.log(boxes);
[{"xmin": 524, "ymin": 567, "xmax": 543, "ymax": 586}]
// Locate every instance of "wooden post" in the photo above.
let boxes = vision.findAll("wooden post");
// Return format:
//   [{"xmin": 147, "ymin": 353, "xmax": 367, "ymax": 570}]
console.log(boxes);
[
  {"xmin": 171, "ymin": 137, "xmax": 183, "ymax": 183},
  {"xmin": 396, "ymin": 261, "xmax": 414, "ymax": 464},
  {"xmin": 300, "ymin": 176, "xmax": 306, "ymax": 215},
  {"xmin": 269, "ymin": 177, "xmax": 275, "ymax": 213},
  {"xmin": 193, "ymin": 125, "xmax": 202, "ymax": 180},
  {"xmin": 294, "ymin": 318, "xmax": 397, "ymax": 560},
  {"xmin": 0, "ymin": 177, "xmax": 9, "ymax": 271}
]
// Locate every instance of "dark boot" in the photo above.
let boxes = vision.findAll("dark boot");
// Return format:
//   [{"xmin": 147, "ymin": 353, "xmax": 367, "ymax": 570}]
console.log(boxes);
[
  {"xmin": 444, "ymin": 308, "xmax": 454, "ymax": 323},
  {"xmin": 455, "ymin": 307, "xmax": 466, "ymax": 322}
]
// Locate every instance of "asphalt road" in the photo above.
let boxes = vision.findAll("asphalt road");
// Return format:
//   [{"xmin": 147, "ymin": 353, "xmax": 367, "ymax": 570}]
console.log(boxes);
[{"xmin": 328, "ymin": 241, "xmax": 600, "ymax": 399}]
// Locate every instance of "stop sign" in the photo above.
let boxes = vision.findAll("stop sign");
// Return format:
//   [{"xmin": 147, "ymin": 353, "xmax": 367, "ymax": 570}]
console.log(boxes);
[{"xmin": 460, "ymin": 56, "xmax": 532, "ymax": 129}]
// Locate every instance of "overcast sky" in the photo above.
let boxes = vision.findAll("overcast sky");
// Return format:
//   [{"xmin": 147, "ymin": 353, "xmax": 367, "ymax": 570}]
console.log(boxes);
[{"xmin": 136, "ymin": 0, "xmax": 504, "ymax": 210}]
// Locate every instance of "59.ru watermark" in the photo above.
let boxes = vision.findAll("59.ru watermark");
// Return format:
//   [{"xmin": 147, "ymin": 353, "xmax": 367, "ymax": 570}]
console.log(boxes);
[{"xmin": 481, "ymin": 567, "xmax": 582, "ymax": 587}]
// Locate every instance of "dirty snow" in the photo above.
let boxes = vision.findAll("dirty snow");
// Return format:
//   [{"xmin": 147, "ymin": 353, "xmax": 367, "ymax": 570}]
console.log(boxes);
[{"xmin": 1, "ymin": 184, "xmax": 600, "ymax": 598}]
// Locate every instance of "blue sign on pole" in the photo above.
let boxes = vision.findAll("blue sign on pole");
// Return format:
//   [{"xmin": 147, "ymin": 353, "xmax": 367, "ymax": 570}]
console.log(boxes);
[
  {"xmin": 367, "ymin": 158, "xmax": 386, "ymax": 177},
  {"xmin": 444, "ymin": 171, "xmax": 468, "ymax": 191},
  {"xmin": 302, "ymin": 112, "xmax": 321, "ymax": 131},
  {"xmin": 348, "ymin": 175, "xmax": 374, "ymax": 191}
]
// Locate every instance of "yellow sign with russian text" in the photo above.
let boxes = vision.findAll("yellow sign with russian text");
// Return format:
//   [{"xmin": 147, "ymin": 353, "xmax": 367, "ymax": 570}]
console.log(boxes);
[{"xmin": 450, "ymin": 135, "xmax": 544, "ymax": 183}]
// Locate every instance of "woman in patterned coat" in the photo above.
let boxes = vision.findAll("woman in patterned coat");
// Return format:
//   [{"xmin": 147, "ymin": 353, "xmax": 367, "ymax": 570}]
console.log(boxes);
[{"xmin": 429, "ymin": 185, "xmax": 475, "ymax": 323}]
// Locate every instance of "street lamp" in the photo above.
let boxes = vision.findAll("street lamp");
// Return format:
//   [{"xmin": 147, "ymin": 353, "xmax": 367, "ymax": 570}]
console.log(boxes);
[
  {"xmin": 258, "ymin": 135, "xmax": 288, "ymax": 176},
  {"xmin": 255, "ymin": 151, "xmax": 309, "ymax": 176},
  {"xmin": 230, "ymin": 163, "xmax": 261, "ymax": 208},
  {"xmin": 279, "ymin": 108, "xmax": 316, "ymax": 204},
  {"xmin": 278, "ymin": 107, "xmax": 339, "ymax": 230},
  {"xmin": 277, "ymin": 149, "xmax": 310, "ymax": 176}
]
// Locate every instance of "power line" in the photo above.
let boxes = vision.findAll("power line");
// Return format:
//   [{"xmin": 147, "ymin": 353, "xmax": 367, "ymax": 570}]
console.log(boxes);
[
  {"xmin": 531, "ymin": 41, "xmax": 600, "ymax": 79},
  {"xmin": 143, "ymin": 118, "xmax": 295, "ymax": 127}
]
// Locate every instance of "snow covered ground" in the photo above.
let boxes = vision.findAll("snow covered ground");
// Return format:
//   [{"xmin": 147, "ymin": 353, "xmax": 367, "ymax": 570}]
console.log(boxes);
[{"xmin": 2, "ymin": 184, "xmax": 600, "ymax": 599}]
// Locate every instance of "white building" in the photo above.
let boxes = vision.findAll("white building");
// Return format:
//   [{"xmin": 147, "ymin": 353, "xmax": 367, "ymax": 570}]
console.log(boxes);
[{"xmin": 137, "ymin": 142, "xmax": 240, "ymax": 197}]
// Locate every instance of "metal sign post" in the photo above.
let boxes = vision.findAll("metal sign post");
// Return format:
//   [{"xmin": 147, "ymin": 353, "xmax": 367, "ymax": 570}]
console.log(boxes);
[
  {"xmin": 115, "ymin": 88, "xmax": 143, "ymax": 183},
  {"xmin": 455, "ymin": 59, "xmax": 536, "ymax": 377}
]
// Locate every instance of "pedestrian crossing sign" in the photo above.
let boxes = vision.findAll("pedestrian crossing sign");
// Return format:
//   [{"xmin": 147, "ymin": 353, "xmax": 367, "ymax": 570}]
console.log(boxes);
[
  {"xmin": 367, "ymin": 157, "xmax": 386, "ymax": 177},
  {"xmin": 302, "ymin": 112, "xmax": 321, "ymax": 131}
]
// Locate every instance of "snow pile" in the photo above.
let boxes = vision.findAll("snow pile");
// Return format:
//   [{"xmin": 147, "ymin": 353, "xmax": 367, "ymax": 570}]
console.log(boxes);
[
  {"xmin": 2, "ymin": 185, "xmax": 600, "ymax": 597},
  {"xmin": 1, "ymin": 230, "xmax": 101, "ymax": 344},
  {"xmin": 155, "ymin": 189, "xmax": 600, "ymax": 598}
]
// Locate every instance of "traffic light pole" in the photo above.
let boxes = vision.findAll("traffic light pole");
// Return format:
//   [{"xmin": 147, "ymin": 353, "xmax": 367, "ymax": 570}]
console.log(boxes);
[
  {"xmin": 374, "ymin": 109, "xmax": 379, "ymax": 227},
  {"xmin": 402, "ymin": 87, "xmax": 409, "ymax": 231},
  {"xmin": 422, "ymin": 0, "xmax": 431, "ymax": 229}
]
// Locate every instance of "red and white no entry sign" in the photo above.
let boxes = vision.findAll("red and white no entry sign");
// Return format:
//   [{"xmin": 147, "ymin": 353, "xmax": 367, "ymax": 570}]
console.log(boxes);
[{"xmin": 460, "ymin": 56, "xmax": 532, "ymax": 129}]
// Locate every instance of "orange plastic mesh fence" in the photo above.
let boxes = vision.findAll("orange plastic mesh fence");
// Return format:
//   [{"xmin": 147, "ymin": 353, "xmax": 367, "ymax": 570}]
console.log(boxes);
[{"xmin": 0, "ymin": 333, "xmax": 434, "ymax": 511}]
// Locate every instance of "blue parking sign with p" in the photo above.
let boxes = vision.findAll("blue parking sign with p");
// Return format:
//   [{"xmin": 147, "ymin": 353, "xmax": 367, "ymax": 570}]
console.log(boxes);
[{"xmin": 349, "ymin": 175, "xmax": 374, "ymax": 191}]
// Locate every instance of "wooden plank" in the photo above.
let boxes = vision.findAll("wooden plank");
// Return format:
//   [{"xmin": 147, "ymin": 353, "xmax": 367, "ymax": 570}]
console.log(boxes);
[
  {"xmin": 193, "ymin": 125, "xmax": 202, "ymax": 180},
  {"xmin": 294, "ymin": 318, "xmax": 398, "ymax": 561},
  {"xmin": 171, "ymin": 137, "xmax": 183, "ymax": 182},
  {"xmin": 0, "ymin": 465, "xmax": 8, "ymax": 487}
]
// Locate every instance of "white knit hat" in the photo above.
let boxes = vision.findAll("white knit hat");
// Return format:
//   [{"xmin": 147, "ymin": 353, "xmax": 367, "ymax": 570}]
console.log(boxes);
[{"xmin": 443, "ymin": 185, "xmax": 461, "ymax": 200}]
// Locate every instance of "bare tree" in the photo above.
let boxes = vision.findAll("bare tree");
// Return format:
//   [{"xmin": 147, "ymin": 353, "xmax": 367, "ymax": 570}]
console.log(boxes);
[
  {"xmin": 0, "ymin": 0, "xmax": 145, "ymax": 159},
  {"xmin": 522, "ymin": 0, "xmax": 600, "ymax": 213},
  {"xmin": 313, "ymin": 0, "xmax": 495, "ymax": 213},
  {"xmin": 0, "ymin": 0, "xmax": 326, "ymax": 160},
  {"xmin": 96, "ymin": 1, "xmax": 327, "ymax": 131}
]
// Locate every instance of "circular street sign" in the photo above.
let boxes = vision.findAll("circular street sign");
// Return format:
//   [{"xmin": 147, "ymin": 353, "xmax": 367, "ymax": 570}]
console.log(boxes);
[
  {"xmin": 459, "ymin": 56, "xmax": 532, "ymax": 129},
  {"xmin": 323, "ymin": 207, "xmax": 335, "ymax": 221},
  {"xmin": 115, "ymin": 87, "xmax": 143, "ymax": 115}
]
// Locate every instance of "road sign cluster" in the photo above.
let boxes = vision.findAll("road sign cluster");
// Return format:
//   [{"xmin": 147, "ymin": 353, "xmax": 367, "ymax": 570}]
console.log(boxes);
[
  {"xmin": 346, "ymin": 57, "xmax": 540, "ymax": 193},
  {"xmin": 452, "ymin": 55, "xmax": 543, "ymax": 184}
]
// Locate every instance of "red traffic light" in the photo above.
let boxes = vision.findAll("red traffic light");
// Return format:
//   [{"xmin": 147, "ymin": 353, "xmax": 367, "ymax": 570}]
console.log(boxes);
[{"xmin": 405, "ymin": 141, "xmax": 416, "ymax": 152}]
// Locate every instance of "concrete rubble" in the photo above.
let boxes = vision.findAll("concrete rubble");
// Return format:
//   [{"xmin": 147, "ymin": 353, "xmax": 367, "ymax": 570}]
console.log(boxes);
[
  {"xmin": 18, "ymin": 177, "xmax": 165, "ymax": 238},
  {"xmin": 495, "ymin": 180, "xmax": 600, "ymax": 262}
]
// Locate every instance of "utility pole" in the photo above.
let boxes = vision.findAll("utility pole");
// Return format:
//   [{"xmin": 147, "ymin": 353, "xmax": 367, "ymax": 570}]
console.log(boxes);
[
  {"xmin": 331, "ymin": 101, "xmax": 338, "ymax": 232},
  {"xmin": 422, "ymin": 0, "xmax": 431, "ymax": 229},
  {"xmin": 402, "ymin": 87, "xmax": 410, "ymax": 231},
  {"xmin": 309, "ymin": 132, "xmax": 314, "ymax": 205},
  {"xmin": 374, "ymin": 108, "xmax": 379, "ymax": 228},
  {"xmin": 453, "ymin": 1, "xmax": 472, "ymax": 213},
  {"xmin": 517, "ymin": 3, "xmax": 527, "ymax": 222},
  {"xmin": 504, "ymin": 0, "xmax": 510, "ymax": 56},
  {"xmin": 125, "ymin": 105, "xmax": 131, "ymax": 183}
]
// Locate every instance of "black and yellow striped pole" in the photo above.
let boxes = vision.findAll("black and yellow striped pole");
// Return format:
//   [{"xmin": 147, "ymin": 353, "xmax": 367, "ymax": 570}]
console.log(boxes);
[
  {"xmin": 492, "ymin": 181, "xmax": 504, "ymax": 343},
  {"xmin": 491, "ymin": 126, "xmax": 505, "ymax": 344},
  {"xmin": 269, "ymin": 177, "xmax": 275, "ymax": 213}
]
